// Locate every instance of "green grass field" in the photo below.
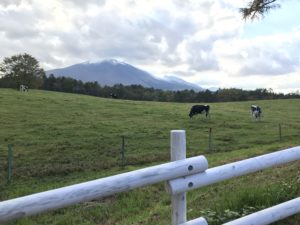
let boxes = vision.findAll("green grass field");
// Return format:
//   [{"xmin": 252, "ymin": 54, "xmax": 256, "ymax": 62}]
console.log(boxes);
[{"xmin": 0, "ymin": 88, "xmax": 300, "ymax": 225}]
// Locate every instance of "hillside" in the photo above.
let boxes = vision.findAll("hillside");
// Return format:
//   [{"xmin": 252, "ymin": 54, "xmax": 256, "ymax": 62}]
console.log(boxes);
[
  {"xmin": 46, "ymin": 59, "xmax": 203, "ymax": 91},
  {"xmin": 0, "ymin": 88, "xmax": 300, "ymax": 224}
]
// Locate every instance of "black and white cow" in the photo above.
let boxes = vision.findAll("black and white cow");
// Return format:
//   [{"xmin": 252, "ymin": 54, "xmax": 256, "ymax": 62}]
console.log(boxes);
[
  {"xmin": 189, "ymin": 105, "xmax": 210, "ymax": 118},
  {"xmin": 110, "ymin": 93, "xmax": 118, "ymax": 99},
  {"xmin": 251, "ymin": 105, "xmax": 262, "ymax": 120},
  {"xmin": 19, "ymin": 84, "xmax": 28, "ymax": 92}
]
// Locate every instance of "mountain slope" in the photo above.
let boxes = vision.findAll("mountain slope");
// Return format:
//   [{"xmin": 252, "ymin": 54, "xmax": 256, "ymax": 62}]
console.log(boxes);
[{"xmin": 46, "ymin": 59, "xmax": 203, "ymax": 91}]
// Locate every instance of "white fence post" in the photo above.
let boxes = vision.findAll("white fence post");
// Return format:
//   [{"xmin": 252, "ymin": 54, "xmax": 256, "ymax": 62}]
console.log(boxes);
[{"xmin": 171, "ymin": 130, "xmax": 187, "ymax": 225}]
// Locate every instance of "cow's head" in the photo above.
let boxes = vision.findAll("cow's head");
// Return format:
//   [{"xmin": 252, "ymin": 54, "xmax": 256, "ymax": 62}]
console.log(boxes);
[{"xmin": 189, "ymin": 112, "xmax": 194, "ymax": 118}]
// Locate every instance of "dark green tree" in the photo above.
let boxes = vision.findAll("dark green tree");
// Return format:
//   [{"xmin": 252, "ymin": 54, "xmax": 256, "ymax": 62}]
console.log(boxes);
[
  {"xmin": 240, "ymin": 0, "xmax": 280, "ymax": 20},
  {"xmin": 0, "ymin": 53, "xmax": 45, "ymax": 89}
]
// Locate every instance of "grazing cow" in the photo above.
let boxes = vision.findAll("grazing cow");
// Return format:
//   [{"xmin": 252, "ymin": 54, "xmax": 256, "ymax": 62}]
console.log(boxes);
[
  {"xmin": 110, "ymin": 93, "xmax": 118, "ymax": 99},
  {"xmin": 19, "ymin": 84, "xmax": 28, "ymax": 92},
  {"xmin": 189, "ymin": 105, "xmax": 210, "ymax": 118},
  {"xmin": 251, "ymin": 105, "xmax": 262, "ymax": 120}
]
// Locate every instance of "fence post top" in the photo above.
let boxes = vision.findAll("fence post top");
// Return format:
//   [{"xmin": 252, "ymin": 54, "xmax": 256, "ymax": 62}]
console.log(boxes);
[{"xmin": 171, "ymin": 130, "xmax": 186, "ymax": 134}]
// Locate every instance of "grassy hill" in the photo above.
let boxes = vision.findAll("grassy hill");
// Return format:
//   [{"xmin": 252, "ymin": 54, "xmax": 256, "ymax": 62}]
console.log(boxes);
[{"xmin": 0, "ymin": 88, "xmax": 299, "ymax": 225}]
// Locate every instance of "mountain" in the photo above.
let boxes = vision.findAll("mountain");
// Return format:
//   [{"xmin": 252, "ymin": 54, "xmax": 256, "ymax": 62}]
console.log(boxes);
[
  {"xmin": 163, "ymin": 75, "xmax": 202, "ymax": 91},
  {"xmin": 46, "ymin": 59, "xmax": 203, "ymax": 91}
]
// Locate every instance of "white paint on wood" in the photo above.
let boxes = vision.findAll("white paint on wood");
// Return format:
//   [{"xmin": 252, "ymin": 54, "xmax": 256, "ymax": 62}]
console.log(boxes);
[
  {"xmin": 0, "ymin": 154, "xmax": 208, "ymax": 223},
  {"xmin": 167, "ymin": 146, "xmax": 300, "ymax": 194},
  {"xmin": 171, "ymin": 130, "xmax": 186, "ymax": 161},
  {"xmin": 180, "ymin": 217, "xmax": 208, "ymax": 225},
  {"xmin": 171, "ymin": 130, "xmax": 187, "ymax": 225},
  {"xmin": 223, "ymin": 197, "xmax": 300, "ymax": 225}
]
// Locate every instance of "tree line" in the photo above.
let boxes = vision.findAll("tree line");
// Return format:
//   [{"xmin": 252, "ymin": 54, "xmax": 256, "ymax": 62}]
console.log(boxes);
[
  {"xmin": 0, "ymin": 53, "xmax": 299, "ymax": 103},
  {"xmin": 2, "ymin": 73, "xmax": 299, "ymax": 103}
]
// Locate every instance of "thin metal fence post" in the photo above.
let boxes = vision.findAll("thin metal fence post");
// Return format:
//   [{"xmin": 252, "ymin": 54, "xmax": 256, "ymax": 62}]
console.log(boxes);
[
  {"xmin": 170, "ymin": 130, "xmax": 186, "ymax": 225},
  {"xmin": 208, "ymin": 128, "xmax": 212, "ymax": 152},
  {"xmin": 279, "ymin": 124, "xmax": 282, "ymax": 142},
  {"xmin": 120, "ymin": 135, "xmax": 126, "ymax": 168},
  {"xmin": 7, "ymin": 144, "xmax": 13, "ymax": 184}
]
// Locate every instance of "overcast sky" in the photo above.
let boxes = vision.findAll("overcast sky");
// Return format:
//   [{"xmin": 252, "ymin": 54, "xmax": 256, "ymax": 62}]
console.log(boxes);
[{"xmin": 1, "ymin": 0, "xmax": 299, "ymax": 93}]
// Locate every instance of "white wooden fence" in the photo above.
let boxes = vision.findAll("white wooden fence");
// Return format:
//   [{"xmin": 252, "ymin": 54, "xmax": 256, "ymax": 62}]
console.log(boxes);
[{"xmin": 0, "ymin": 130, "xmax": 300, "ymax": 225}]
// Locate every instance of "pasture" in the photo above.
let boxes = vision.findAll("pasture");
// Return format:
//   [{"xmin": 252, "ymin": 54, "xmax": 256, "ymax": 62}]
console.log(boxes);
[{"xmin": 0, "ymin": 88, "xmax": 300, "ymax": 224}]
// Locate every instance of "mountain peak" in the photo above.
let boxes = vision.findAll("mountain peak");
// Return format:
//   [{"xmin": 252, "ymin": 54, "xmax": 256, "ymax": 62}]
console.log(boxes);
[
  {"xmin": 106, "ymin": 59, "xmax": 124, "ymax": 65},
  {"xmin": 81, "ymin": 59, "xmax": 128, "ymax": 66}
]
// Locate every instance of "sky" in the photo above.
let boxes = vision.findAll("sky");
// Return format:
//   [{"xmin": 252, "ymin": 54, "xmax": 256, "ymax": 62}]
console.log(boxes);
[{"xmin": 0, "ymin": 0, "xmax": 299, "ymax": 93}]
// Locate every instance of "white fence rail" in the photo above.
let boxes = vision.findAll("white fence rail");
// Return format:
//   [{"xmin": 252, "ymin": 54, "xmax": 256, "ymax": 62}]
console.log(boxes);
[
  {"xmin": 222, "ymin": 197, "xmax": 300, "ymax": 225},
  {"xmin": 0, "ymin": 130, "xmax": 299, "ymax": 225},
  {"xmin": 0, "ymin": 152, "xmax": 208, "ymax": 222},
  {"xmin": 166, "ymin": 146, "xmax": 300, "ymax": 194},
  {"xmin": 180, "ymin": 198, "xmax": 300, "ymax": 225}
]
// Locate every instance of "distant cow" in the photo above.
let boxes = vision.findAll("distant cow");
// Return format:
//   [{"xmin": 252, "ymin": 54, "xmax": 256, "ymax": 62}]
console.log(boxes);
[
  {"xmin": 189, "ymin": 105, "xmax": 210, "ymax": 118},
  {"xmin": 19, "ymin": 84, "xmax": 28, "ymax": 92},
  {"xmin": 110, "ymin": 93, "xmax": 118, "ymax": 99},
  {"xmin": 251, "ymin": 105, "xmax": 262, "ymax": 120}
]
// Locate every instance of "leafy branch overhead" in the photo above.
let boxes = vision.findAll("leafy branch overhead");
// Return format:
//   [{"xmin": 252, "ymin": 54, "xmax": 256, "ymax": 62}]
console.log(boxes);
[{"xmin": 240, "ymin": 0, "xmax": 280, "ymax": 20}]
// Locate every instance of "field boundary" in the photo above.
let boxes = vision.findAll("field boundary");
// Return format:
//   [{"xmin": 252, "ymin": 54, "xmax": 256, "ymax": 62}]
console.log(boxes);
[{"xmin": 0, "ymin": 130, "xmax": 299, "ymax": 225}]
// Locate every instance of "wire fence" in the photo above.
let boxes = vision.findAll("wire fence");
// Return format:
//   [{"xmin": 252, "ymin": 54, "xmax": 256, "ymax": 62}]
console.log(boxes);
[{"xmin": 0, "ymin": 122, "xmax": 299, "ymax": 185}]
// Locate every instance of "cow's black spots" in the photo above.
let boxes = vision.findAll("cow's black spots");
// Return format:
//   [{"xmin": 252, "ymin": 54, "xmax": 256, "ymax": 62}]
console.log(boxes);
[{"xmin": 251, "ymin": 105, "xmax": 262, "ymax": 120}]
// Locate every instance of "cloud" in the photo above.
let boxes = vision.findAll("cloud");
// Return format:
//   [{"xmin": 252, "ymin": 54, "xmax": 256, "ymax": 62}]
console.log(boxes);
[
  {"xmin": 64, "ymin": 0, "xmax": 106, "ymax": 8},
  {"xmin": 215, "ymin": 31, "xmax": 300, "ymax": 77},
  {"xmin": 0, "ymin": 0, "xmax": 23, "ymax": 7},
  {"xmin": 0, "ymin": 7, "xmax": 40, "ymax": 39},
  {"xmin": 0, "ymin": 0, "xmax": 243, "ymax": 70},
  {"xmin": 0, "ymin": 0, "xmax": 299, "ymax": 93}
]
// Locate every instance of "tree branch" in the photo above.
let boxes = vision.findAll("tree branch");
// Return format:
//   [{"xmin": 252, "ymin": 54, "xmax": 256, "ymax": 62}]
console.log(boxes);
[{"xmin": 240, "ymin": 0, "xmax": 280, "ymax": 20}]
